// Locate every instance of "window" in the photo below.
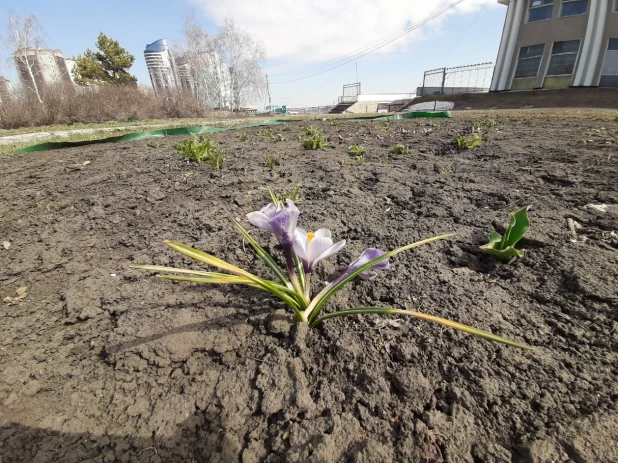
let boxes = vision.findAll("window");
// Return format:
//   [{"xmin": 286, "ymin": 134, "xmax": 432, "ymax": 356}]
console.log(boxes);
[
  {"xmin": 528, "ymin": 0, "xmax": 553, "ymax": 22},
  {"xmin": 560, "ymin": 0, "xmax": 589, "ymax": 17},
  {"xmin": 614, "ymin": 0, "xmax": 618, "ymax": 12},
  {"xmin": 600, "ymin": 39, "xmax": 618, "ymax": 87},
  {"xmin": 514, "ymin": 44, "xmax": 545, "ymax": 78},
  {"xmin": 546, "ymin": 40, "xmax": 581, "ymax": 76}
]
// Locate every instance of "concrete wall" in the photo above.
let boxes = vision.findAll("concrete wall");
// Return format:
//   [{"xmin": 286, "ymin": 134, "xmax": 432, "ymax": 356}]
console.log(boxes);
[
  {"xmin": 345, "ymin": 101, "xmax": 379, "ymax": 113},
  {"xmin": 594, "ymin": 1, "xmax": 618, "ymax": 84}
]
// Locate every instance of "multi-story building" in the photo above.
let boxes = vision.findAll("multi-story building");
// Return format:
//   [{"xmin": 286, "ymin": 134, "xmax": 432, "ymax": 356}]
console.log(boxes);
[
  {"xmin": 13, "ymin": 49, "xmax": 73, "ymax": 90},
  {"xmin": 144, "ymin": 39, "xmax": 179, "ymax": 96},
  {"xmin": 0, "ymin": 76, "xmax": 12, "ymax": 102},
  {"xmin": 491, "ymin": 0, "xmax": 618, "ymax": 91}
]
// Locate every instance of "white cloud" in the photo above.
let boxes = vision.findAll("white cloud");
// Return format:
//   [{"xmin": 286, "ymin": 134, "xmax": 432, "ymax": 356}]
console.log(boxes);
[{"xmin": 189, "ymin": 0, "xmax": 499, "ymax": 67}]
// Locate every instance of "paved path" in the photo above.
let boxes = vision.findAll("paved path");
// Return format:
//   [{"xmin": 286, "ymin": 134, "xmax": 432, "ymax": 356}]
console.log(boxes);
[{"xmin": 0, "ymin": 119, "xmax": 251, "ymax": 146}]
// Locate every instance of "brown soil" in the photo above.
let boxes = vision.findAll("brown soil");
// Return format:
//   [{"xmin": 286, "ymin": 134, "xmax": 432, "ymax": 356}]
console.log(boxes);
[
  {"xmin": 1, "ymin": 111, "xmax": 617, "ymax": 463},
  {"xmin": 408, "ymin": 87, "xmax": 618, "ymax": 111}
]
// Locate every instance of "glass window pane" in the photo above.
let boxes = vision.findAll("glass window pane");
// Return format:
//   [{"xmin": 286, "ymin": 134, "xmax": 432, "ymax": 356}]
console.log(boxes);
[
  {"xmin": 608, "ymin": 39, "xmax": 618, "ymax": 51},
  {"xmin": 519, "ymin": 44, "xmax": 545, "ymax": 59},
  {"xmin": 601, "ymin": 51, "xmax": 618, "ymax": 75},
  {"xmin": 552, "ymin": 40, "xmax": 580, "ymax": 54},
  {"xmin": 547, "ymin": 53, "xmax": 578, "ymax": 75},
  {"xmin": 615, "ymin": 0, "xmax": 618, "ymax": 12},
  {"xmin": 561, "ymin": 0, "xmax": 588, "ymax": 17},
  {"xmin": 528, "ymin": 5, "xmax": 553, "ymax": 21},
  {"xmin": 531, "ymin": 0, "xmax": 553, "ymax": 5},
  {"xmin": 515, "ymin": 57, "xmax": 543, "ymax": 78}
]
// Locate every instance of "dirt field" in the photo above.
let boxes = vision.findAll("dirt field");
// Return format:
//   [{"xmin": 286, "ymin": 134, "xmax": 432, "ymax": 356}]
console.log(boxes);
[{"xmin": 1, "ymin": 110, "xmax": 617, "ymax": 462}]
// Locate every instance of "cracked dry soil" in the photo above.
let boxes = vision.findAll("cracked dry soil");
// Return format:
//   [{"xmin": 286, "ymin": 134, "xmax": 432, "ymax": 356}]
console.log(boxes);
[{"xmin": 1, "ymin": 113, "xmax": 617, "ymax": 462}]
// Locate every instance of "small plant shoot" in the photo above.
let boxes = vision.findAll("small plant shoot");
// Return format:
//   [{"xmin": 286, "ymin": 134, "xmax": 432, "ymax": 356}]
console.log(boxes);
[
  {"xmin": 133, "ymin": 199, "xmax": 529, "ymax": 349},
  {"xmin": 453, "ymin": 134, "xmax": 487, "ymax": 150},
  {"xmin": 480, "ymin": 206, "xmax": 531, "ymax": 263},
  {"xmin": 348, "ymin": 145, "xmax": 367, "ymax": 157},
  {"xmin": 174, "ymin": 135, "xmax": 226, "ymax": 168},
  {"xmin": 390, "ymin": 144, "xmax": 409, "ymax": 155},
  {"xmin": 302, "ymin": 134, "xmax": 327, "ymax": 150}
]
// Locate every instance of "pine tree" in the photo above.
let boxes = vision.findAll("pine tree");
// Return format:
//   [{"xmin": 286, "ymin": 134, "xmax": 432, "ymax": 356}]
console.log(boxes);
[{"xmin": 73, "ymin": 33, "xmax": 137, "ymax": 85}]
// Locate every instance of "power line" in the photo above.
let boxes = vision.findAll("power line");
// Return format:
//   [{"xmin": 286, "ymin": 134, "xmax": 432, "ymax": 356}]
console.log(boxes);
[
  {"xmin": 268, "ymin": 1, "xmax": 465, "ymax": 80},
  {"xmin": 272, "ymin": 63, "xmax": 356, "ymax": 101},
  {"xmin": 268, "ymin": 0, "xmax": 465, "ymax": 85}
]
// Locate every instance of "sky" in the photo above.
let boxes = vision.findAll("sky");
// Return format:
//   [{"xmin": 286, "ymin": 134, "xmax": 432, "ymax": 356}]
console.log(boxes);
[{"xmin": 1, "ymin": 0, "xmax": 507, "ymax": 108}]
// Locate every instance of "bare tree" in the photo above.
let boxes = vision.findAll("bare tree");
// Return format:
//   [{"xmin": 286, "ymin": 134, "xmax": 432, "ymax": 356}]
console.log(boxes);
[
  {"xmin": 4, "ymin": 13, "xmax": 48, "ymax": 103},
  {"xmin": 176, "ymin": 15, "xmax": 265, "ymax": 111},
  {"xmin": 215, "ymin": 18, "xmax": 266, "ymax": 110},
  {"xmin": 175, "ymin": 13, "xmax": 227, "ymax": 109}
]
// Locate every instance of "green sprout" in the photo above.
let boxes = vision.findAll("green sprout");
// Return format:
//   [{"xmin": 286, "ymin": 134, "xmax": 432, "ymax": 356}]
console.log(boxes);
[
  {"xmin": 266, "ymin": 185, "xmax": 303, "ymax": 205},
  {"xmin": 174, "ymin": 135, "xmax": 222, "ymax": 164},
  {"xmin": 390, "ymin": 144, "xmax": 409, "ymax": 155},
  {"xmin": 480, "ymin": 206, "xmax": 531, "ymax": 263},
  {"xmin": 472, "ymin": 119, "xmax": 498, "ymax": 131},
  {"xmin": 348, "ymin": 145, "xmax": 367, "ymax": 157},
  {"xmin": 378, "ymin": 122, "xmax": 392, "ymax": 132},
  {"xmin": 235, "ymin": 132, "xmax": 249, "ymax": 141},
  {"xmin": 132, "ymin": 200, "xmax": 529, "ymax": 350},
  {"xmin": 304, "ymin": 126, "xmax": 319, "ymax": 136},
  {"xmin": 273, "ymin": 134, "xmax": 287, "ymax": 142},
  {"xmin": 206, "ymin": 151, "xmax": 227, "ymax": 170},
  {"xmin": 453, "ymin": 134, "xmax": 485, "ymax": 150},
  {"xmin": 302, "ymin": 134, "xmax": 327, "ymax": 150},
  {"xmin": 382, "ymin": 157, "xmax": 390, "ymax": 165},
  {"xmin": 265, "ymin": 155, "xmax": 279, "ymax": 169},
  {"xmin": 258, "ymin": 129, "xmax": 275, "ymax": 137},
  {"xmin": 281, "ymin": 125, "xmax": 292, "ymax": 132},
  {"xmin": 329, "ymin": 120, "xmax": 341, "ymax": 126}
]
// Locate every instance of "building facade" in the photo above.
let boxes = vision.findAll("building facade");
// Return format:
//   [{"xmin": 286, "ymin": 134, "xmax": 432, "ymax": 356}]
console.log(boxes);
[
  {"xmin": 13, "ymin": 49, "xmax": 73, "ymax": 90},
  {"xmin": 0, "ymin": 76, "xmax": 12, "ymax": 102},
  {"xmin": 144, "ymin": 39, "xmax": 180, "ymax": 96},
  {"xmin": 491, "ymin": 0, "xmax": 618, "ymax": 91}
]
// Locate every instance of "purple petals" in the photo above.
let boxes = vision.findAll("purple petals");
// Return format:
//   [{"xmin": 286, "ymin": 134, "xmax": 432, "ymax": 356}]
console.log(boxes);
[
  {"xmin": 342, "ymin": 248, "xmax": 390, "ymax": 281},
  {"xmin": 246, "ymin": 200, "xmax": 300, "ymax": 245}
]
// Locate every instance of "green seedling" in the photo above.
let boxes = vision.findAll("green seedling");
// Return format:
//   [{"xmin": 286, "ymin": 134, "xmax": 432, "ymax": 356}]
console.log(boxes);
[
  {"xmin": 304, "ymin": 126, "xmax": 319, "ymax": 136},
  {"xmin": 146, "ymin": 142, "xmax": 165, "ymax": 148},
  {"xmin": 174, "ymin": 135, "xmax": 220, "ymax": 163},
  {"xmin": 472, "ymin": 119, "xmax": 498, "ymax": 131},
  {"xmin": 235, "ymin": 132, "xmax": 249, "ymax": 141},
  {"xmin": 206, "ymin": 151, "xmax": 227, "ymax": 170},
  {"xmin": 302, "ymin": 134, "xmax": 327, "ymax": 150},
  {"xmin": 265, "ymin": 155, "xmax": 279, "ymax": 169},
  {"xmin": 480, "ymin": 206, "xmax": 531, "ymax": 263},
  {"xmin": 281, "ymin": 125, "xmax": 292, "ymax": 132},
  {"xmin": 378, "ymin": 123, "xmax": 392, "ymax": 132},
  {"xmin": 273, "ymin": 134, "xmax": 287, "ymax": 142},
  {"xmin": 382, "ymin": 157, "xmax": 390, "ymax": 165},
  {"xmin": 258, "ymin": 129, "xmax": 275, "ymax": 137},
  {"xmin": 453, "ymin": 134, "xmax": 485, "ymax": 150},
  {"xmin": 348, "ymin": 145, "xmax": 367, "ymax": 156},
  {"xmin": 329, "ymin": 120, "xmax": 341, "ymax": 127},
  {"xmin": 268, "ymin": 185, "xmax": 302, "ymax": 203},
  {"xmin": 390, "ymin": 144, "xmax": 409, "ymax": 155}
]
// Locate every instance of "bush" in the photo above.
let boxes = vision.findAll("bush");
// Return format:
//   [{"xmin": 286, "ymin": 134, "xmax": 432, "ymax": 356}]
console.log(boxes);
[{"xmin": 0, "ymin": 83, "xmax": 217, "ymax": 129}]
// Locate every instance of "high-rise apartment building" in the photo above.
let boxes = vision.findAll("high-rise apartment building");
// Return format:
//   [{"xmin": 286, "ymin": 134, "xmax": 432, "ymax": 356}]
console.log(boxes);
[
  {"xmin": 0, "ymin": 76, "xmax": 12, "ymax": 102},
  {"xmin": 144, "ymin": 39, "xmax": 179, "ymax": 95},
  {"xmin": 13, "ymin": 49, "xmax": 73, "ymax": 90},
  {"xmin": 491, "ymin": 0, "xmax": 618, "ymax": 91}
]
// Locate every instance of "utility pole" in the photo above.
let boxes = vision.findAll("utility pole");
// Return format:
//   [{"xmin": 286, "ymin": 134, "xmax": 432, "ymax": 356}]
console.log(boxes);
[
  {"xmin": 266, "ymin": 74, "xmax": 272, "ymax": 113},
  {"xmin": 355, "ymin": 62, "xmax": 358, "ymax": 83}
]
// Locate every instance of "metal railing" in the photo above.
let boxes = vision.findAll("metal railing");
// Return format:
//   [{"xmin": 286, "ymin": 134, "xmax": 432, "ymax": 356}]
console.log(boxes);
[{"xmin": 418, "ymin": 62, "xmax": 494, "ymax": 97}]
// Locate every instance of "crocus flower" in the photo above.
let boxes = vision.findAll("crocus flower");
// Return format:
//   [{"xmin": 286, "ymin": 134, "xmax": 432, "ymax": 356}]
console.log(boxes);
[
  {"xmin": 293, "ymin": 228, "xmax": 346, "ymax": 273},
  {"xmin": 246, "ymin": 200, "xmax": 300, "ymax": 246},
  {"xmin": 339, "ymin": 248, "xmax": 390, "ymax": 282}
]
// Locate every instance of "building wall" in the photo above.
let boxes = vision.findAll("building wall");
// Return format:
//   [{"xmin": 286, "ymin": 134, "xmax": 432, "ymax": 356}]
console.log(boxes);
[
  {"xmin": 144, "ymin": 39, "xmax": 179, "ymax": 96},
  {"xmin": 0, "ymin": 77, "xmax": 11, "ymax": 102},
  {"xmin": 13, "ymin": 49, "xmax": 73, "ymax": 90},
  {"xmin": 493, "ymin": 0, "xmax": 618, "ymax": 90}
]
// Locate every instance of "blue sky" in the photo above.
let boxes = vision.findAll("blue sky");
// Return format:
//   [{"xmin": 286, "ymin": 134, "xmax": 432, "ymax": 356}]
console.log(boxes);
[{"xmin": 2, "ymin": 0, "xmax": 507, "ymax": 108}]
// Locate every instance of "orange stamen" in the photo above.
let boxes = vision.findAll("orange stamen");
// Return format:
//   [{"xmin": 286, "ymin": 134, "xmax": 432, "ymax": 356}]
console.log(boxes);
[{"xmin": 307, "ymin": 232, "xmax": 316, "ymax": 244}]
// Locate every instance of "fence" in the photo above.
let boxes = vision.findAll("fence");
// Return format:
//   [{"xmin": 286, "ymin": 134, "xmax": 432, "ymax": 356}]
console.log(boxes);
[
  {"xmin": 286, "ymin": 106, "xmax": 336, "ymax": 115},
  {"xmin": 338, "ymin": 82, "xmax": 361, "ymax": 103},
  {"xmin": 417, "ymin": 62, "xmax": 494, "ymax": 97}
]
